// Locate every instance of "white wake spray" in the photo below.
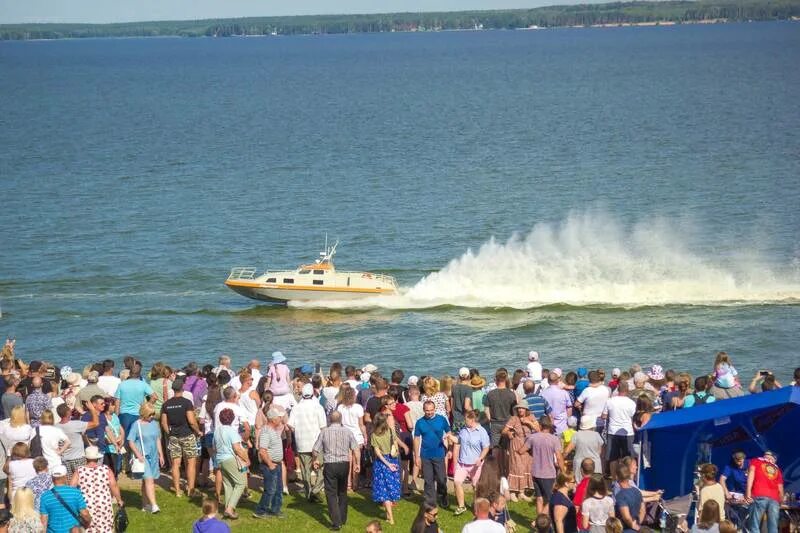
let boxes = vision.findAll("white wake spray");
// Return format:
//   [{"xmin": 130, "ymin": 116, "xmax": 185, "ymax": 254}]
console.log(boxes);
[{"xmin": 289, "ymin": 211, "xmax": 800, "ymax": 309}]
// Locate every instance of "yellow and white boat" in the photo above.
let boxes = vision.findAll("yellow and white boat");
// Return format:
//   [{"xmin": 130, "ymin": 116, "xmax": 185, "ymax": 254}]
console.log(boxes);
[{"xmin": 224, "ymin": 241, "xmax": 398, "ymax": 303}]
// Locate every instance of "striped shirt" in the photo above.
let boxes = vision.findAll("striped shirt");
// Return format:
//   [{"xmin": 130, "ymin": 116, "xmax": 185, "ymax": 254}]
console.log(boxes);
[
  {"xmin": 313, "ymin": 423, "xmax": 358, "ymax": 463},
  {"xmin": 524, "ymin": 393, "xmax": 549, "ymax": 419},
  {"xmin": 259, "ymin": 426, "xmax": 283, "ymax": 463},
  {"xmin": 40, "ymin": 485, "xmax": 87, "ymax": 533}
]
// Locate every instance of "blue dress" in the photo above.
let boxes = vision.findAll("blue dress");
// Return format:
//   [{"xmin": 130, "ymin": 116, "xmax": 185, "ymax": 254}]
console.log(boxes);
[{"xmin": 129, "ymin": 420, "xmax": 161, "ymax": 480}]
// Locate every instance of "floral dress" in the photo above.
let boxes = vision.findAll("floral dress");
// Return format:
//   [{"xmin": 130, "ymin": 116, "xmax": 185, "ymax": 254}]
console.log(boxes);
[
  {"xmin": 421, "ymin": 392, "xmax": 448, "ymax": 418},
  {"xmin": 505, "ymin": 415, "xmax": 534, "ymax": 492},
  {"xmin": 76, "ymin": 464, "xmax": 114, "ymax": 533},
  {"xmin": 370, "ymin": 429, "xmax": 401, "ymax": 503}
]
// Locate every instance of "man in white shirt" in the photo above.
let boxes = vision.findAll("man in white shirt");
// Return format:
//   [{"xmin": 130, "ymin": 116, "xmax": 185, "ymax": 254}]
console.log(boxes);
[
  {"xmin": 230, "ymin": 359, "xmax": 263, "ymax": 391},
  {"xmin": 212, "ymin": 355, "xmax": 233, "ymax": 377},
  {"xmin": 97, "ymin": 359, "xmax": 121, "ymax": 398},
  {"xmin": 461, "ymin": 497, "xmax": 505, "ymax": 533},
  {"xmin": 603, "ymin": 381, "xmax": 637, "ymax": 470},
  {"xmin": 575, "ymin": 370, "xmax": 611, "ymax": 431},
  {"xmin": 288, "ymin": 384, "xmax": 327, "ymax": 502},
  {"xmin": 212, "ymin": 386, "xmax": 250, "ymax": 438}
]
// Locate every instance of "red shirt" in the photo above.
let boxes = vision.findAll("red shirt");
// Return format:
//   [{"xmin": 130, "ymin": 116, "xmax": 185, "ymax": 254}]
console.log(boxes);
[
  {"xmin": 391, "ymin": 402, "xmax": 411, "ymax": 433},
  {"xmin": 750, "ymin": 457, "xmax": 783, "ymax": 502},
  {"xmin": 573, "ymin": 476, "xmax": 591, "ymax": 527}
]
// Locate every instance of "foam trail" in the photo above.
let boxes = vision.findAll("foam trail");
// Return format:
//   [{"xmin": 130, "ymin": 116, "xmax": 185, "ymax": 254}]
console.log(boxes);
[{"xmin": 289, "ymin": 211, "xmax": 800, "ymax": 310}]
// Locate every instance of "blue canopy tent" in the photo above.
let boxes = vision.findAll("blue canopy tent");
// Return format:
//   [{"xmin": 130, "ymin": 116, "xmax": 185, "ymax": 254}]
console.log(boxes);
[{"xmin": 639, "ymin": 386, "xmax": 800, "ymax": 499}]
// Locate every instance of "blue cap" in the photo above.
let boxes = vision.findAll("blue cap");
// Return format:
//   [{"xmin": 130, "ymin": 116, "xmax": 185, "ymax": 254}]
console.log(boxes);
[
  {"xmin": 577, "ymin": 367, "xmax": 588, "ymax": 377},
  {"xmin": 300, "ymin": 363, "xmax": 314, "ymax": 375}
]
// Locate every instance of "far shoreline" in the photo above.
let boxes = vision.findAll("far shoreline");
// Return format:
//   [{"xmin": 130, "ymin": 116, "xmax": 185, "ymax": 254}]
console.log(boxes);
[
  {"xmin": 1, "ymin": 18, "xmax": 798, "ymax": 44},
  {"xmin": 2, "ymin": 0, "xmax": 799, "ymax": 41}
]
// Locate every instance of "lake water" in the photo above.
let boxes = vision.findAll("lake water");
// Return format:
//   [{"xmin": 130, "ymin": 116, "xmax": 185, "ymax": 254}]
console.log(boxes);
[{"xmin": 1, "ymin": 23, "xmax": 799, "ymax": 380}]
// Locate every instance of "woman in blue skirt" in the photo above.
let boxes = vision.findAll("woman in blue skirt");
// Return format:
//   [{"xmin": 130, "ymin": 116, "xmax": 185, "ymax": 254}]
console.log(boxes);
[{"xmin": 370, "ymin": 412, "xmax": 408, "ymax": 525}]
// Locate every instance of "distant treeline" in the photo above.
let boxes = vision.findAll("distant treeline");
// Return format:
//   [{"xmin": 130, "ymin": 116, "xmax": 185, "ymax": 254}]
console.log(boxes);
[{"xmin": 2, "ymin": 0, "xmax": 799, "ymax": 40}]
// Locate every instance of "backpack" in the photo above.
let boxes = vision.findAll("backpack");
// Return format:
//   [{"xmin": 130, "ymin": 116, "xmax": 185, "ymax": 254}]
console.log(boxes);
[{"xmin": 29, "ymin": 426, "xmax": 43, "ymax": 457}]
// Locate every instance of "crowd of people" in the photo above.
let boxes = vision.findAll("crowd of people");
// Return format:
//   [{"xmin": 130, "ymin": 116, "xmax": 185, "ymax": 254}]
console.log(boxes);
[{"xmin": 0, "ymin": 337, "xmax": 796, "ymax": 533}]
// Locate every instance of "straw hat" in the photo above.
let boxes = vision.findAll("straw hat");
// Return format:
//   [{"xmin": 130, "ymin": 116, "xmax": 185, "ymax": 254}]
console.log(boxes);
[{"xmin": 470, "ymin": 375, "xmax": 486, "ymax": 389}]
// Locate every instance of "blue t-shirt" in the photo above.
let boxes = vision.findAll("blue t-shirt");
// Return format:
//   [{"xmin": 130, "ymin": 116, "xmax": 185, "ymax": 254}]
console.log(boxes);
[
  {"xmin": 683, "ymin": 392, "xmax": 716, "ymax": 408},
  {"xmin": 214, "ymin": 424, "xmax": 242, "ymax": 462},
  {"xmin": 721, "ymin": 461, "xmax": 749, "ymax": 493},
  {"xmin": 82, "ymin": 410, "xmax": 108, "ymax": 450},
  {"xmin": 40, "ymin": 486, "xmax": 88, "ymax": 533},
  {"xmin": 615, "ymin": 486, "xmax": 643, "ymax": 533},
  {"xmin": 413, "ymin": 414, "xmax": 450, "ymax": 459},
  {"xmin": 115, "ymin": 379, "xmax": 153, "ymax": 415}
]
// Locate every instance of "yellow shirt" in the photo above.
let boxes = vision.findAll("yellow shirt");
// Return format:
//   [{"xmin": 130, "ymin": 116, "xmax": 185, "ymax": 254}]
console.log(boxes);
[{"xmin": 561, "ymin": 428, "xmax": 576, "ymax": 447}]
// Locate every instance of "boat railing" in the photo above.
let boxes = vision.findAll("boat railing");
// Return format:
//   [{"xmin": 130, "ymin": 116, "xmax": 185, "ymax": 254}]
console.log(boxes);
[
  {"xmin": 338, "ymin": 270, "xmax": 397, "ymax": 287},
  {"xmin": 228, "ymin": 267, "xmax": 258, "ymax": 280}
]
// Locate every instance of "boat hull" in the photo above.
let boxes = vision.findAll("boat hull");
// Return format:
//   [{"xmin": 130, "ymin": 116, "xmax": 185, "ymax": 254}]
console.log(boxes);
[{"xmin": 225, "ymin": 280, "xmax": 395, "ymax": 303}]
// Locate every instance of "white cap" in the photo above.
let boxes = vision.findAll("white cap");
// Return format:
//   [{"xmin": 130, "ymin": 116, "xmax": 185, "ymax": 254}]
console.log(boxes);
[
  {"xmin": 568, "ymin": 415, "xmax": 578, "ymax": 428},
  {"xmin": 362, "ymin": 363, "xmax": 378, "ymax": 373},
  {"xmin": 301, "ymin": 383, "xmax": 314, "ymax": 397},
  {"xmin": 528, "ymin": 350, "xmax": 539, "ymax": 362},
  {"xmin": 407, "ymin": 375, "xmax": 419, "ymax": 386},
  {"xmin": 458, "ymin": 367, "xmax": 470, "ymax": 378},
  {"xmin": 51, "ymin": 465, "xmax": 68, "ymax": 477},
  {"xmin": 360, "ymin": 372, "xmax": 371, "ymax": 383},
  {"xmin": 612, "ymin": 368, "xmax": 621, "ymax": 377}
]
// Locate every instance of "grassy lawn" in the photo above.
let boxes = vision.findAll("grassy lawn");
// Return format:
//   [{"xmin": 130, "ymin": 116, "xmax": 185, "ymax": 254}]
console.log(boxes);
[{"xmin": 120, "ymin": 480, "xmax": 538, "ymax": 532}]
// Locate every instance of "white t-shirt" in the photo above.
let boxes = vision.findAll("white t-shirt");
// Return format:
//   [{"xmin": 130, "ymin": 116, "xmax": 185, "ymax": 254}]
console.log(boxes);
[
  {"xmin": 577, "ymin": 385, "xmax": 611, "ymax": 426},
  {"xmin": 213, "ymin": 401, "xmax": 247, "ymax": 432},
  {"xmin": 38, "ymin": 425, "xmax": 68, "ymax": 468},
  {"xmin": 604, "ymin": 395, "xmax": 636, "ymax": 436},
  {"xmin": 1, "ymin": 423, "xmax": 34, "ymax": 452},
  {"xmin": 230, "ymin": 369, "xmax": 262, "ymax": 392},
  {"xmin": 462, "ymin": 519, "xmax": 506, "ymax": 533},
  {"xmin": 344, "ymin": 379, "xmax": 359, "ymax": 390},
  {"xmin": 97, "ymin": 375, "xmax": 121, "ymax": 397},
  {"xmin": 8, "ymin": 458, "xmax": 35, "ymax": 493},
  {"xmin": 582, "ymin": 495, "xmax": 615, "ymax": 527},
  {"xmin": 336, "ymin": 403, "xmax": 365, "ymax": 445},
  {"xmin": 526, "ymin": 361, "xmax": 543, "ymax": 382}
]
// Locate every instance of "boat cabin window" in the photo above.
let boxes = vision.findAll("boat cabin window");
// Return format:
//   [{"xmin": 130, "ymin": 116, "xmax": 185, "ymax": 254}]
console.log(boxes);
[
  {"xmin": 299, "ymin": 270, "xmax": 311, "ymax": 274},
  {"xmin": 266, "ymin": 277, "xmax": 276, "ymax": 283},
  {"xmin": 313, "ymin": 280, "xmax": 323, "ymax": 285},
  {"xmin": 283, "ymin": 278, "xmax": 294, "ymax": 284},
  {"xmin": 313, "ymin": 269, "xmax": 325, "ymax": 275}
]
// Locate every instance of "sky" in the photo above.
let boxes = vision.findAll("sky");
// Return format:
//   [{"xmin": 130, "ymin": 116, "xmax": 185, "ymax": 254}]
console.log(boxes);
[{"xmin": 0, "ymin": 0, "xmax": 607, "ymax": 24}]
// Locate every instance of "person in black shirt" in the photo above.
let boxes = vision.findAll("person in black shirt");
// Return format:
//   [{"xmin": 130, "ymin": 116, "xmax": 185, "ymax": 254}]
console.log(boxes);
[
  {"xmin": 18, "ymin": 360, "xmax": 54, "ymax": 398},
  {"xmin": 161, "ymin": 379, "xmax": 202, "ymax": 497}
]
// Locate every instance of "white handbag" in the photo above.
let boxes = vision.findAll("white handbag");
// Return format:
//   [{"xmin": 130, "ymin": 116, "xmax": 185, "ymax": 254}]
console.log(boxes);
[{"xmin": 129, "ymin": 422, "xmax": 146, "ymax": 474}]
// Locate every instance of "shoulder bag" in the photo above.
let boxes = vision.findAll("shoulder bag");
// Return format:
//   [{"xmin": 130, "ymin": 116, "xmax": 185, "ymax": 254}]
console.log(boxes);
[
  {"xmin": 129, "ymin": 422, "xmax": 146, "ymax": 474},
  {"xmin": 52, "ymin": 487, "xmax": 92, "ymax": 529}
]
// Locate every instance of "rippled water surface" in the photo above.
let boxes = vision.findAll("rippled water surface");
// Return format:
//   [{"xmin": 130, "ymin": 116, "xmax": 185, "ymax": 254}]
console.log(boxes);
[{"xmin": 1, "ymin": 23, "xmax": 799, "ymax": 377}]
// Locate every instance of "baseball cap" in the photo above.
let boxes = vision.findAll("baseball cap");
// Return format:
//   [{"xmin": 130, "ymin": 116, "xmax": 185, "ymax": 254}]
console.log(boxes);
[
  {"xmin": 300, "ymin": 364, "xmax": 314, "ymax": 375},
  {"xmin": 360, "ymin": 372, "xmax": 371, "ymax": 383},
  {"xmin": 407, "ymin": 375, "xmax": 419, "ymax": 386},
  {"xmin": 51, "ymin": 465, "xmax": 68, "ymax": 478},
  {"xmin": 301, "ymin": 383, "xmax": 314, "ymax": 397},
  {"xmin": 528, "ymin": 351, "xmax": 539, "ymax": 362},
  {"xmin": 612, "ymin": 368, "xmax": 621, "ymax": 377},
  {"xmin": 550, "ymin": 368, "xmax": 563, "ymax": 378},
  {"xmin": 458, "ymin": 367, "xmax": 470, "ymax": 378},
  {"xmin": 362, "ymin": 364, "xmax": 378, "ymax": 373},
  {"xmin": 577, "ymin": 367, "xmax": 587, "ymax": 378},
  {"xmin": 267, "ymin": 407, "xmax": 283, "ymax": 419}
]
